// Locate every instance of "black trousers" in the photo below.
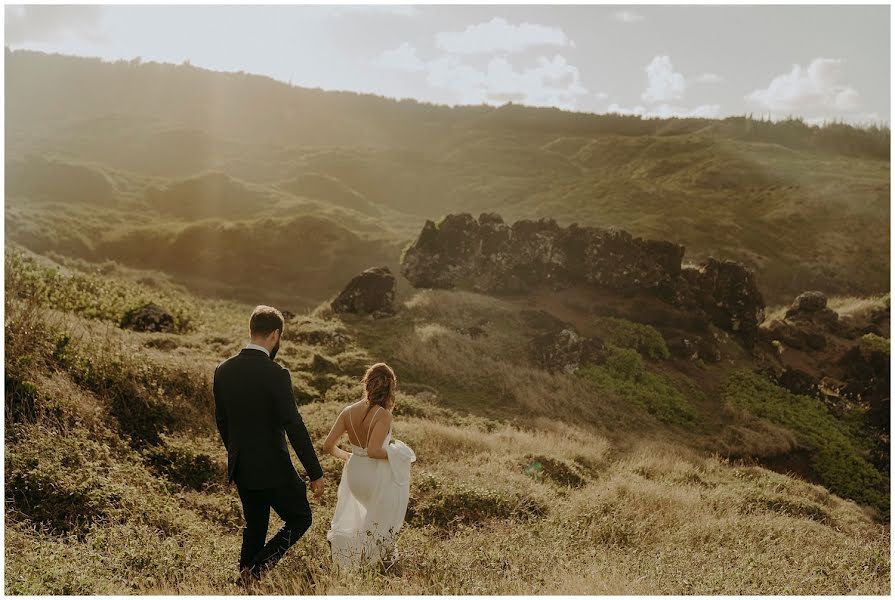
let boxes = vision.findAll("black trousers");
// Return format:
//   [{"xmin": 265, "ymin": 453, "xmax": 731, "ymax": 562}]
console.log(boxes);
[{"xmin": 235, "ymin": 476, "xmax": 313, "ymax": 576}]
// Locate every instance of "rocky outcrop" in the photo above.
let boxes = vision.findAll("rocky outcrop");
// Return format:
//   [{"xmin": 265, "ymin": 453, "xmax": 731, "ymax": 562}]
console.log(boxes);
[
  {"xmin": 784, "ymin": 291, "xmax": 842, "ymax": 330},
  {"xmin": 759, "ymin": 291, "xmax": 844, "ymax": 355},
  {"xmin": 331, "ymin": 266, "xmax": 396, "ymax": 317},
  {"xmin": 759, "ymin": 291, "xmax": 890, "ymax": 410},
  {"xmin": 402, "ymin": 213, "xmax": 684, "ymax": 296},
  {"xmin": 522, "ymin": 309, "xmax": 606, "ymax": 374},
  {"xmin": 672, "ymin": 258, "xmax": 766, "ymax": 347},
  {"xmin": 532, "ymin": 328, "xmax": 606, "ymax": 374},
  {"xmin": 401, "ymin": 213, "xmax": 765, "ymax": 347},
  {"xmin": 120, "ymin": 302, "xmax": 175, "ymax": 333}
]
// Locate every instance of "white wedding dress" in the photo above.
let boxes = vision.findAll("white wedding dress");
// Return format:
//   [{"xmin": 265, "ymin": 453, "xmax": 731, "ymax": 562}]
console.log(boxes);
[{"xmin": 327, "ymin": 406, "xmax": 416, "ymax": 569}]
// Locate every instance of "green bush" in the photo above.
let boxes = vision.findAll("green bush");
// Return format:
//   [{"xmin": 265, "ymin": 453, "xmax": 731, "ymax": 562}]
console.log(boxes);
[
  {"xmin": 50, "ymin": 335, "xmax": 214, "ymax": 447},
  {"xmin": 143, "ymin": 436, "xmax": 225, "ymax": 491},
  {"xmin": 593, "ymin": 316, "xmax": 670, "ymax": 360},
  {"xmin": 5, "ymin": 250, "xmax": 196, "ymax": 332},
  {"xmin": 578, "ymin": 345, "xmax": 697, "ymax": 427},
  {"xmin": 859, "ymin": 333, "xmax": 889, "ymax": 356},
  {"xmin": 721, "ymin": 368, "xmax": 889, "ymax": 517},
  {"xmin": 5, "ymin": 424, "xmax": 187, "ymax": 536}
]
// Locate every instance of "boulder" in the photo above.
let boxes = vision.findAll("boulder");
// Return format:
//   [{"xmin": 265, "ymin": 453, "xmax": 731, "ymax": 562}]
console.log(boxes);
[
  {"xmin": 532, "ymin": 327, "xmax": 606, "ymax": 374},
  {"xmin": 331, "ymin": 266, "xmax": 396, "ymax": 317},
  {"xmin": 673, "ymin": 257, "xmax": 766, "ymax": 348},
  {"xmin": 667, "ymin": 332, "xmax": 722, "ymax": 362},
  {"xmin": 837, "ymin": 344, "xmax": 890, "ymax": 405},
  {"xmin": 778, "ymin": 367, "xmax": 820, "ymax": 397},
  {"xmin": 784, "ymin": 290, "xmax": 840, "ymax": 328},
  {"xmin": 120, "ymin": 302, "xmax": 175, "ymax": 333},
  {"xmin": 762, "ymin": 319, "xmax": 827, "ymax": 351},
  {"xmin": 788, "ymin": 290, "xmax": 828, "ymax": 313}
]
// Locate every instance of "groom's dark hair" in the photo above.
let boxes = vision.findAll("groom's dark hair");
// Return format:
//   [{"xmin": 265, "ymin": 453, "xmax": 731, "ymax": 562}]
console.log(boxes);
[{"xmin": 250, "ymin": 305, "xmax": 285, "ymax": 337}]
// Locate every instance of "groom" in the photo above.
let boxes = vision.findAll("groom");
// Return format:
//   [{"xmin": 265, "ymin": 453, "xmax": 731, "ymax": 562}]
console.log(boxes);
[{"xmin": 213, "ymin": 305, "xmax": 324, "ymax": 583}]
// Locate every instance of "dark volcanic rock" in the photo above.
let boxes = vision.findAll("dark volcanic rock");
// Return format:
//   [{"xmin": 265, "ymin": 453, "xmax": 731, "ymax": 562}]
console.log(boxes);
[
  {"xmin": 331, "ymin": 266, "xmax": 396, "ymax": 317},
  {"xmin": 762, "ymin": 319, "xmax": 827, "ymax": 351},
  {"xmin": 121, "ymin": 302, "xmax": 175, "ymax": 333},
  {"xmin": 784, "ymin": 290, "xmax": 840, "ymax": 329},
  {"xmin": 788, "ymin": 290, "xmax": 828, "ymax": 313},
  {"xmin": 837, "ymin": 345, "xmax": 890, "ymax": 405},
  {"xmin": 666, "ymin": 330, "xmax": 722, "ymax": 362},
  {"xmin": 532, "ymin": 327, "xmax": 606, "ymax": 374},
  {"xmin": 673, "ymin": 257, "xmax": 765, "ymax": 348},
  {"xmin": 401, "ymin": 213, "xmax": 685, "ymax": 296},
  {"xmin": 779, "ymin": 367, "xmax": 820, "ymax": 397},
  {"xmin": 401, "ymin": 213, "xmax": 766, "ymax": 347}
]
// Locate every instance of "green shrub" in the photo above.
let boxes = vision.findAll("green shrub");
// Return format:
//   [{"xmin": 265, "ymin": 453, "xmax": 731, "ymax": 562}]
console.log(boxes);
[
  {"xmin": 5, "ymin": 424, "xmax": 188, "ymax": 536},
  {"xmin": 859, "ymin": 333, "xmax": 889, "ymax": 356},
  {"xmin": 143, "ymin": 436, "xmax": 225, "ymax": 491},
  {"xmin": 721, "ymin": 368, "xmax": 889, "ymax": 516},
  {"xmin": 5, "ymin": 250, "xmax": 196, "ymax": 332},
  {"xmin": 593, "ymin": 316, "xmax": 670, "ymax": 360},
  {"xmin": 51, "ymin": 336, "xmax": 214, "ymax": 447},
  {"xmin": 578, "ymin": 345, "xmax": 698, "ymax": 427}
]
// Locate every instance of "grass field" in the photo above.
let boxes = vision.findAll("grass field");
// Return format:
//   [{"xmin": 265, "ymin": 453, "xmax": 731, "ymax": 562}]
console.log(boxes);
[{"xmin": 4, "ymin": 247, "xmax": 889, "ymax": 594}]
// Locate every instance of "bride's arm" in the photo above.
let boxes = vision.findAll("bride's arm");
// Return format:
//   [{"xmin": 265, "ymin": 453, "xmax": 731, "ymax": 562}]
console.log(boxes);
[
  {"xmin": 321, "ymin": 407, "xmax": 352, "ymax": 461},
  {"xmin": 365, "ymin": 412, "xmax": 393, "ymax": 460}
]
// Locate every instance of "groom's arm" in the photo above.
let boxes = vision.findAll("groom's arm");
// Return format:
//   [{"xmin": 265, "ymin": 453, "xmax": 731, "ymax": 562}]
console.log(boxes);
[
  {"xmin": 271, "ymin": 367, "xmax": 324, "ymax": 482},
  {"xmin": 212, "ymin": 364, "xmax": 229, "ymax": 451}
]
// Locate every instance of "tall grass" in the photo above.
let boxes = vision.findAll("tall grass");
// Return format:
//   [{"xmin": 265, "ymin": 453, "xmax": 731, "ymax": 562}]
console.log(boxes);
[{"xmin": 4, "ymin": 253, "xmax": 889, "ymax": 594}]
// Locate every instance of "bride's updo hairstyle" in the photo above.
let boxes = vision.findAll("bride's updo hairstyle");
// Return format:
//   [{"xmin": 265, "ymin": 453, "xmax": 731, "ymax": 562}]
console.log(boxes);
[{"xmin": 362, "ymin": 362, "xmax": 397, "ymax": 410}]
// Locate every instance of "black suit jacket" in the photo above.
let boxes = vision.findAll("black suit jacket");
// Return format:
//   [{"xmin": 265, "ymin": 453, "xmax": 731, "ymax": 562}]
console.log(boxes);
[{"xmin": 213, "ymin": 348, "xmax": 323, "ymax": 489}]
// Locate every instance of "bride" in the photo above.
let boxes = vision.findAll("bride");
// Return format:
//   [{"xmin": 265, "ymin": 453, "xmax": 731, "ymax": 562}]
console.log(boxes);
[{"xmin": 321, "ymin": 362, "xmax": 416, "ymax": 569}]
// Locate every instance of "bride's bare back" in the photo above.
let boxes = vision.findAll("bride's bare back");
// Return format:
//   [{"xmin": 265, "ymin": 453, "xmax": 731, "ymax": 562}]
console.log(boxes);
[{"xmin": 322, "ymin": 400, "xmax": 393, "ymax": 461}]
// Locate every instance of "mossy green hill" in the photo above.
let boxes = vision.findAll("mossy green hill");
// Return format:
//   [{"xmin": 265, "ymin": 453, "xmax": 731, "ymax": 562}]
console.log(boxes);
[{"xmin": 5, "ymin": 49, "xmax": 891, "ymax": 306}]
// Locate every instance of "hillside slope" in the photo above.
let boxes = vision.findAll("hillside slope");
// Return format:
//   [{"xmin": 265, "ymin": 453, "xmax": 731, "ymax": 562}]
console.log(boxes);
[
  {"xmin": 4, "ymin": 246, "xmax": 890, "ymax": 594},
  {"xmin": 5, "ymin": 49, "xmax": 890, "ymax": 306}
]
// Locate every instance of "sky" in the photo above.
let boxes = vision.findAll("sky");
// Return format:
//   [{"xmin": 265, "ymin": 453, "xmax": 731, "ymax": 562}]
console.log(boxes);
[{"xmin": 4, "ymin": 3, "xmax": 891, "ymax": 125}]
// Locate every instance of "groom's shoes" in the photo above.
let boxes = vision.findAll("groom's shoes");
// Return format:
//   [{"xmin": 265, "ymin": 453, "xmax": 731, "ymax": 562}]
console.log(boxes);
[{"xmin": 235, "ymin": 567, "xmax": 261, "ymax": 589}]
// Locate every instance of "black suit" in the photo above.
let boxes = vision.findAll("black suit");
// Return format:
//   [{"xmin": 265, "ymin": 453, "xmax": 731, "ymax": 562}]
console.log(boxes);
[{"xmin": 213, "ymin": 347, "xmax": 323, "ymax": 576}]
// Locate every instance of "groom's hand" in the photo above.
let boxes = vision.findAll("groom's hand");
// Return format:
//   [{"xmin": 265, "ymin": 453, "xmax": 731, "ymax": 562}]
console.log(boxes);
[{"xmin": 309, "ymin": 476, "xmax": 324, "ymax": 500}]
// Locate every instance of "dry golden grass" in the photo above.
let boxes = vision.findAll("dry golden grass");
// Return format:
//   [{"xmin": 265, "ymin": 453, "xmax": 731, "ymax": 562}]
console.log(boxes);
[{"xmin": 4, "ymin": 258, "xmax": 890, "ymax": 594}]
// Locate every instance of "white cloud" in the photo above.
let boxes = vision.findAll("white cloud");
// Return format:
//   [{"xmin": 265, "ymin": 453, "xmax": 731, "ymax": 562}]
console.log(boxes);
[
  {"xmin": 695, "ymin": 72, "xmax": 723, "ymax": 84},
  {"xmin": 613, "ymin": 10, "xmax": 644, "ymax": 23},
  {"xmin": 641, "ymin": 55, "xmax": 687, "ymax": 103},
  {"xmin": 746, "ymin": 58, "xmax": 863, "ymax": 112},
  {"xmin": 595, "ymin": 91, "xmax": 609, "ymax": 100},
  {"xmin": 435, "ymin": 17, "xmax": 571, "ymax": 55},
  {"xmin": 5, "ymin": 4, "xmax": 106, "ymax": 44},
  {"xmin": 372, "ymin": 42, "xmax": 425, "ymax": 72},
  {"xmin": 607, "ymin": 103, "xmax": 722, "ymax": 119},
  {"xmin": 426, "ymin": 55, "xmax": 488, "ymax": 104},
  {"xmin": 426, "ymin": 54, "xmax": 588, "ymax": 109}
]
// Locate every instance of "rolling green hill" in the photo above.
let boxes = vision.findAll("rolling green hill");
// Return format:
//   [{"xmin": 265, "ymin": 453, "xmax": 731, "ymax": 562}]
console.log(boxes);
[{"xmin": 5, "ymin": 48, "xmax": 890, "ymax": 306}]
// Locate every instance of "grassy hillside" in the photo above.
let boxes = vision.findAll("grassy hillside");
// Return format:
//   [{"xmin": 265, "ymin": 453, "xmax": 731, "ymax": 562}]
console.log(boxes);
[
  {"xmin": 5, "ymin": 49, "xmax": 890, "ymax": 305},
  {"xmin": 4, "ymin": 247, "xmax": 889, "ymax": 594}
]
